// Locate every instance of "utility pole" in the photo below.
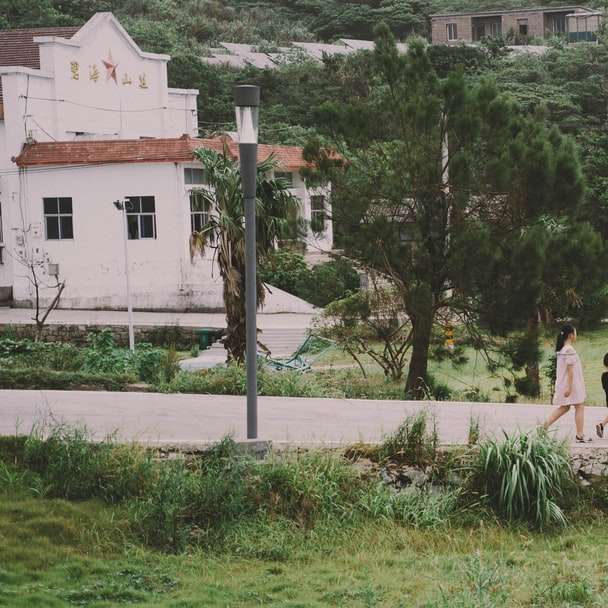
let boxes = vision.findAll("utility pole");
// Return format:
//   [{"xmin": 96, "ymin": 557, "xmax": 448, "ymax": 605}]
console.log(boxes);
[{"xmin": 113, "ymin": 200, "xmax": 135, "ymax": 351}]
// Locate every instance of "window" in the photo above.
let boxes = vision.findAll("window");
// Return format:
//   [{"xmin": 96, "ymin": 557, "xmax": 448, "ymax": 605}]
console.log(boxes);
[
  {"xmin": 190, "ymin": 191, "xmax": 211, "ymax": 233},
  {"xmin": 518, "ymin": 19, "xmax": 528, "ymax": 36},
  {"xmin": 44, "ymin": 197, "xmax": 73, "ymax": 240},
  {"xmin": 550, "ymin": 14, "xmax": 566, "ymax": 34},
  {"xmin": 310, "ymin": 195, "xmax": 325, "ymax": 234},
  {"xmin": 490, "ymin": 21, "xmax": 501, "ymax": 37},
  {"xmin": 126, "ymin": 196, "xmax": 156, "ymax": 239},
  {"xmin": 446, "ymin": 23, "xmax": 458, "ymax": 41},
  {"xmin": 184, "ymin": 167, "xmax": 206, "ymax": 185},
  {"xmin": 275, "ymin": 171, "xmax": 294, "ymax": 188}
]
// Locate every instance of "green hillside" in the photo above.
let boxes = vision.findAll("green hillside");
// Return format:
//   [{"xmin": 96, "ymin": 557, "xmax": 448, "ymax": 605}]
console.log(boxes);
[{"xmin": 0, "ymin": 0, "xmax": 601, "ymax": 52}]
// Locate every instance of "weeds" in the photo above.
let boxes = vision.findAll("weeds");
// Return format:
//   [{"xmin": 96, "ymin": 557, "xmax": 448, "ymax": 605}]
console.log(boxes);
[{"xmin": 376, "ymin": 412, "xmax": 438, "ymax": 466}]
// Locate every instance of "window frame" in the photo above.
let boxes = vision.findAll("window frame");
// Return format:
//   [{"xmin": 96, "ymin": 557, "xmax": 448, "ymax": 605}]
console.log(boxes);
[
  {"xmin": 446, "ymin": 22, "xmax": 458, "ymax": 41},
  {"xmin": 310, "ymin": 195, "xmax": 326, "ymax": 235},
  {"xmin": 43, "ymin": 197, "xmax": 74, "ymax": 241},
  {"xmin": 518, "ymin": 18, "xmax": 529, "ymax": 36},
  {"xmin": 125, "ymin": 196, "xmax": 157, "ymax": 240},
  {"xmin": 184, "ymin": 167, "xmax": 206, "ymax": 186}
]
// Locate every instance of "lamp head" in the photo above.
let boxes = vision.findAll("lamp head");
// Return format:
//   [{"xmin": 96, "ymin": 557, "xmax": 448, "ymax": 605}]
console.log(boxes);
[
  {"xmin": 113, "ymin": 200, "xmax": 123, "ymax": 210},
  {"xmin": 234, "ymin": 85, "xmax": 260, "ymax": 144}
]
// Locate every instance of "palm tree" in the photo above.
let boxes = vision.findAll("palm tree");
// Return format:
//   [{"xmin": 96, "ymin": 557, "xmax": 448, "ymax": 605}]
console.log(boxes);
[{"xmin": 190, "ymin": 146, "xmax": 302, "ymax": 362}]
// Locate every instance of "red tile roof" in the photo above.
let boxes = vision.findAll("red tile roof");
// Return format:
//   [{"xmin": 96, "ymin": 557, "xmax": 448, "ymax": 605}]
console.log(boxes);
[
  {"xmin": 14, "ymin": 135, "xmax": 314, "ymax": 170},
  {"xmin": 0, "ymin": 26, "xmax": 81, "ymax": 103}
]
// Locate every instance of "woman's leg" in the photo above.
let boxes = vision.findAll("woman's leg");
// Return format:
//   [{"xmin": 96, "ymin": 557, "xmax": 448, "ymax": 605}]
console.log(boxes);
[
  {"xmin": 543, "ymin": 405, "xmax": 570, "ymax": 430},
  {"xmin": 574, "ymin": 404, "xmax": 585, "ymax": 437}
]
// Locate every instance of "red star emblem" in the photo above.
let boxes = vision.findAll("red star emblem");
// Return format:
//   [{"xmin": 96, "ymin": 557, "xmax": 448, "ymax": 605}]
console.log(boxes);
[{"xmin": 102, "ymin": 50, "xmax": 118, "ymax": 84}]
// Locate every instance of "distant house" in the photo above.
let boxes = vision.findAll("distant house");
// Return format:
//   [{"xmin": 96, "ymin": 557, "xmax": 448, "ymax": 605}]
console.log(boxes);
[
  {"xmin": 0, "ymin": 13, "xmax": 332, "ymax": 310},
  {"xmin": 431, "ymin": 5, "xmax": 599, "ymax": 45}
]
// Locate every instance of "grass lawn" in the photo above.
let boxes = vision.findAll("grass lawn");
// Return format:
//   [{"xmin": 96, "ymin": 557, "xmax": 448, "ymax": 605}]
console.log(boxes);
[
  {"xmin": 1, "ymin": 493, "xmax": 608, "ymax": 607},
  {"xmin": 315, "ymin": 326, "xmax": 608, "ymax": 406}
]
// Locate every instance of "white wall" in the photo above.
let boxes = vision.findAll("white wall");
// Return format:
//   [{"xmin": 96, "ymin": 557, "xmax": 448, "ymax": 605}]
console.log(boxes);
[{"xmin": 11, "ymin": 162, "xmax": 224, "ymax": 310}]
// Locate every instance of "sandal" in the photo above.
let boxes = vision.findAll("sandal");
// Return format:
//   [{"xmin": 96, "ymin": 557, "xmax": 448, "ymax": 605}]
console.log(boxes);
[
  {"xmin": 576, "ymin": 435, "xmax": 593, "ymax": 444},
  {"xmin": 597, "ymin": 423, "xmax": 605, "ymax": 439}
]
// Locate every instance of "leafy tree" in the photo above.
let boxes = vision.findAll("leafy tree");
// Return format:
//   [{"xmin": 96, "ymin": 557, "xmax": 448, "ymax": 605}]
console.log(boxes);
[
  {"xmin": 189, "ymin": 147, "xmax": 301, "ymax": 362},
  {"xmin": 334, "ymin": 28, "xmax": 590, "ymax": 398}
]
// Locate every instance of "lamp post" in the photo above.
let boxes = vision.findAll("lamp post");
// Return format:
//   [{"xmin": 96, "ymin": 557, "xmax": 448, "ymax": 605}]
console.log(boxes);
[
  {"xmin": 234, "ymin": 84, "xmax": 260, "ymax": 440},
  {"xmin": 113, "ymin": 200, "xmax": 135, "ymax": 351}
]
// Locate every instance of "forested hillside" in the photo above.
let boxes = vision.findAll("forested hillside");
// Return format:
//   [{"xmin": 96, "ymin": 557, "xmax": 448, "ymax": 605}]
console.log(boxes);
[{"xmin": 0, "ymin": 0, "xmax": 602, "ymax": 50}]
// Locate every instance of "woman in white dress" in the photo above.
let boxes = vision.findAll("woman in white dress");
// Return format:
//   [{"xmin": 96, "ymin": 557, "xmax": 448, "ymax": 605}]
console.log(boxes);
[{"xmin": 543, "ymin": 324, "xmax": 592, "ymax": 443}]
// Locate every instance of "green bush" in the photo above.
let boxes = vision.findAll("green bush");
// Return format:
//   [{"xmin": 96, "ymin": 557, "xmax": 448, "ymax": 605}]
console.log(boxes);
[
  {"xmin": 259, "ymin": 251, "xmax": 360, "ymax": 306},
  {"xmin": 295, "ymin": 259, "xmax": 360, "ymax": 307},
  {"xmin": 472, "ymin": 431, "xmax": 575, "ymax": 529},
  {"xmin": 0, "ymin": 368, "xmax": 134, "ymax": 391},
  {"xmin": 0, "ymin": 338, "xmax": 83, "ymax": 371},
  {"xmin": 259, "ymin": 251, "xmax": 309, "ymax": 294}
]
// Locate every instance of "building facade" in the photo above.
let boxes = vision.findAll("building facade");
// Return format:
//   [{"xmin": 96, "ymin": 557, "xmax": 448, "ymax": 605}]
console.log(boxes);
[
  {"xmin": 0, "ymin": 13, "xmax": 332, "ymax": 310},
  {"xmin": 431, "ymin": 6, "xmax": 597, "ymax": 45}
]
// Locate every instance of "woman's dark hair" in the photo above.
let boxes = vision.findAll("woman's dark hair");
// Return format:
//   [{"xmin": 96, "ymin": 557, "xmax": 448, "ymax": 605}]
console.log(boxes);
[
  {"xmin": 556, "ymin": 324, "xmax": 575, "ymax": 352},
  {"xmin": 604, "ymin": 352, "xmax": 608, "ymax": 368}
]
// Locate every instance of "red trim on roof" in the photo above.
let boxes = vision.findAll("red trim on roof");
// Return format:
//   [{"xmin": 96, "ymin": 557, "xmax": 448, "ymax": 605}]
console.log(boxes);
[{"xmin": 14, "ymin": 135, "xmax": 314, "ymax": 170}]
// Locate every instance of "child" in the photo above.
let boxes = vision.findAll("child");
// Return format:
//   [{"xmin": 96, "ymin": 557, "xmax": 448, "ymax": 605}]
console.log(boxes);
[
  {"xmin": 595, "ymin": 353, "xmax": 608, "ymax": 438},
  {"xmin": 543, "ymin": 324, "xmax": 591, "ymax": 443}
]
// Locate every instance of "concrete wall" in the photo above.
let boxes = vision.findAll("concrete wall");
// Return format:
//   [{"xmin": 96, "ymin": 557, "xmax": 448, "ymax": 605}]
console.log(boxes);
[{"xmin": 431, "ymin": 16, "xmax": 472, "ymax": 44}]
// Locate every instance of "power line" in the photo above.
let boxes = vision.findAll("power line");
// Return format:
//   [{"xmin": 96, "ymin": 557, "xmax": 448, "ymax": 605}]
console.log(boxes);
[{"xmin": 19, "ymin": 95, "xmax": 197, "ymax": 114}]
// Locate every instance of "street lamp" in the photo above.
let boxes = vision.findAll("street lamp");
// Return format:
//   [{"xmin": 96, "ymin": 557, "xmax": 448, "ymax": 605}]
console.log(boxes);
[
  {"xmin": 113, "ymin": 200, "xmax": 135, "ymax": 351},
  {"xmin": 234, "ymin": 84, "xmax": 260, "ymax": 440}
]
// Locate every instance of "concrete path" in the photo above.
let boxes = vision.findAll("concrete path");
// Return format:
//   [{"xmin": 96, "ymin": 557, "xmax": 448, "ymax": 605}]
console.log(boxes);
[
  {"xmin": 2, "ymin": 390, "xmax": 606, "ymax": 447},
  {"xmin": 0, "ymin": 307, "xmax": 314, "ymax": 330}
]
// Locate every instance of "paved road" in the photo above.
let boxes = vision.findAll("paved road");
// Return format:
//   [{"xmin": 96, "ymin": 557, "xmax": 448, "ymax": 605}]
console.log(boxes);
[{"xmin": 2, "ymin": 390, "xmax": 607, "ymax": 446}]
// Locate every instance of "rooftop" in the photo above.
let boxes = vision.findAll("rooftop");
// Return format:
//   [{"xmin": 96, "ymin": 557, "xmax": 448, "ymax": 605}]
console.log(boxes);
[
  {"xmin": 0, "ymin": 25, "xmax": 81, "ymax": 102},
  {"xmin": 14, "ymin": 134, "xmax": 314, "ymax": 170},
  {"xmin": 431, "ymin": 5, "xmax": 592, "ymax": 18}
]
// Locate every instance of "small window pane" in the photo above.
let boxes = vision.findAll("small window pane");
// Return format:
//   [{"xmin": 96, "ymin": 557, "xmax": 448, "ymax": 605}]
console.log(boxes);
[
  {"xmin": 127, "ymin": 215, "xmax": 139, "ymax": 239},
  {"xmin": 185, "ymin": 168, "xmax": 205, "ymax": 185},
  {"xmin": 43, "ymin": 198, "xmax": 58, "ymax": 214},
  {"xmin": 140, "ymin": 215, "xmax": 155, "ymax": 238},
  {"xmin": 126, "ymin": 197, "xmax": 141, "ymax": 213},
  {"xmin": 59, "ymin": 197, "xmax": 72, "ymax": 214},
  {"xmin": 60, "ymin": 216, "xmax": 73, "ymax": 239},
  {"xmin": 141, "ymin": 196, "xmax": 155, "ymax": 213},
  {"xmin": 46, "ymin": 216, "xmax": 60, "ymax": 239}
]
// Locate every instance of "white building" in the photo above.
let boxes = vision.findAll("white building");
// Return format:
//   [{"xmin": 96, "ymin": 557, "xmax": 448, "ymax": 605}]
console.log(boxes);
[{"xmin": 0, "ymin": 13, "xmax": 332, "ymax": 310}]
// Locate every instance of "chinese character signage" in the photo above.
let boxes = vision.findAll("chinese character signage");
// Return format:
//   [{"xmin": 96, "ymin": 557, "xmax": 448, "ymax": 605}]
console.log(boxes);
[{"xmin": 69, "ymin": 50, "xmax": 150, "ymax": 89}]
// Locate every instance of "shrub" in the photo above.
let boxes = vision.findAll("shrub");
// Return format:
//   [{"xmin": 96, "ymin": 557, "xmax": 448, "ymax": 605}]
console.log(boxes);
[
  {"xmin": 377, "ymin": 412, "xmax": 438, "ymax": 466},
  {"xmin": 296, "ymin": 259, "xmax": 360, "ymax": 307},
  {"xmin": 472, "ymin": 431, "xmax": 575, "ymax": 528},
  {"xmin": 0, "ymin": 368, "xmax": 134, "ymax": 391},
  {"xmin": 259, "ymin": 250, "xmax": 309, "ymax": 294},
  {"xmin": 259, "ymin": 252, "xmax": 360, "ymax": 306}
]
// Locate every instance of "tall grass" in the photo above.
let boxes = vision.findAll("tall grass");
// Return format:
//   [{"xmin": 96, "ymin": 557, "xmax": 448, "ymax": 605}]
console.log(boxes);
[
  {"xmin": 376, "ymin": 412, "xmax": 438, "ymax": 466},
  {"xmin": 473, "ymin": 430, "xmax": 575, "ymax": 529}
]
